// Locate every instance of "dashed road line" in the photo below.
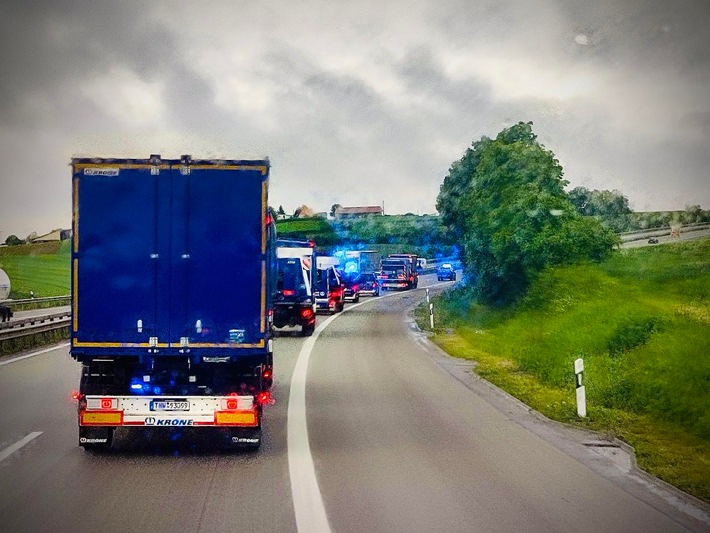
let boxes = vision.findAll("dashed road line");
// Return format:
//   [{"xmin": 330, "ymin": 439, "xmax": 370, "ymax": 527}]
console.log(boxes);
[{"xmin": 0, "ymin": 432, "xmax": 43, "ymax": 462}]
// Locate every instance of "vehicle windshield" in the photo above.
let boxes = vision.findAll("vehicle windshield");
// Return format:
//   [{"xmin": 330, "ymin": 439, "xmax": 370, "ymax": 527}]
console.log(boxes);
[{"xmin": 277, "ymin": 258, "xmax": 306, "ymax": 295}]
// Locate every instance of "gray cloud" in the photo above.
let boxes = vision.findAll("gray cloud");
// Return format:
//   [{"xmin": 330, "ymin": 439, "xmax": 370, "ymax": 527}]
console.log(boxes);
[{"xmin": 1, "ymin": 0, "xmax": 709, "ymax": 238}]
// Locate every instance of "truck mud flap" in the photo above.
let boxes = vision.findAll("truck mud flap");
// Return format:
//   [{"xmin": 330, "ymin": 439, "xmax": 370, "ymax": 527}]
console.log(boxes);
[
  {"xmin": 225, "ymin": 427, "xmax": 262, "ymax": 451},
  {"xmin": 79, "ymin": 426, "xmax": 114, "ymax": 451}
]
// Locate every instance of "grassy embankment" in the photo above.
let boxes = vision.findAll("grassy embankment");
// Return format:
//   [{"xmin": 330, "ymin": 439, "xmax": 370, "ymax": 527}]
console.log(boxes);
[
  {"xmin": 0, "ymin": 241, "xmax": 71, "ymax": 353},
  {"xmin": 0, "ymin": 240, "xmax": 71, "ymax": 299},
  {"xmin": 416, "ymin": 238, "xmax": 710, "ymax": 503}
]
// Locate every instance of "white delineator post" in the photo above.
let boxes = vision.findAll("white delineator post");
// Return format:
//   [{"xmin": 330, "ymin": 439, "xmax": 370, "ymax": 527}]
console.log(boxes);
[
  {"xmin": 426, "ymin": 288, "xmax": 430, "ymax": 304},
  {"xmin": 429, "ymin": 303, "xmax": 434, "ymax": 329},
  {"xmin": 574, "ymin": 358, "xmax": 586, "ymax": 417}
]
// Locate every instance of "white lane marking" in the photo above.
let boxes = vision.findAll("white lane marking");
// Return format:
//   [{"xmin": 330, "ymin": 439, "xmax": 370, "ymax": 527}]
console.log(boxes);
[
  {"xmin": 0, "ymin": 342, "xmax": 70, "ymax": 367},
  {"xmin": 0, "ymin": 432, "xmax": 43, "ymax": 462},
  {"xmin": 288, "ymin": 317, "xmax": 335, "ymax": 532},
  {"xmin": 287, "ymin": 284, "xmax": 440, "ymax": 532}
]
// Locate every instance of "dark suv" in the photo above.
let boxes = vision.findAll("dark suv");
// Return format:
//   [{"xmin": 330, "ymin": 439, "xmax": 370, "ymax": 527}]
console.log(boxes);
[
  {"xmin": 341, "ymin": 271, "xmax": 361, "ymax": 302},
  {"xmin": 273, "ymin": 243, "xmax": 316, "ymax": 336},
  {"xmin": 359, "ymin": 272, "xmax": 380, "ymax": 296}
]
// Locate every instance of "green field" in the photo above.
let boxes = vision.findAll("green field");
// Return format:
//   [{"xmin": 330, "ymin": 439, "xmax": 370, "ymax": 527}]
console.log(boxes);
[
  {"xmin": 0, "ymin": 241, "xmax": 71, "ymax": 298},
  {"xmin": 417, "ymin": 238, "xmax": 710, "ymax": 502}
]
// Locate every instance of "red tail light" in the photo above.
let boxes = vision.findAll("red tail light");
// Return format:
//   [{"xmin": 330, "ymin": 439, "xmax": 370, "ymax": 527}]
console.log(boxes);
[
  {"xmin": 226, "ymin": 398, "xmax": 238, "ymax": 409},
  {"xmin": 257, "ymin": 391, "xmax": 271, "ymax": 405},
  {"xmin": 265, "ymin": 213, "xmax": 273, "ymax": 225},
  {"xmin": 352, "ymin": 284, "xmax": 359, "ymax": 292},
  {"xmin": 71, "ymin": 390, "xmax": 82, "ymax": 401},
  {"xmin": 301, "ymin": 308, "xmax": 313, "ymax": 318},
  {"xmin": 262, "ymin": 368, "xmax": 273, "ymax": 380},
  {"xmin": 283, "ymin": 289, "xmax": 295, "ymax": 296}
]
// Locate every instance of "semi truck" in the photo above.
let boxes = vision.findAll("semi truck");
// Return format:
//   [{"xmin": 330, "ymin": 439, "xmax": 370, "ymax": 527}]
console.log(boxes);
[
  {"xmin": 70, "ymin": 155, "xmax": 275, "ymax": 451},
  {"xmin": 273, "ymin": 239, "xmax": 316, "ymax": 336},
  {"xmin": 379, "ymin": 258, "xmax": 413, "ymax": 290},
  {"xmin": 340, "ymin": 250, "xmax": 381, "ymax": 275},
  {"xmin": 380, "ymin": 253, "xmax": 418, "ymax": 290}
]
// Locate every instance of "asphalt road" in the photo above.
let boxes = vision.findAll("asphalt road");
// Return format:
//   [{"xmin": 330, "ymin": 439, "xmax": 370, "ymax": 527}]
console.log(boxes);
[
  {"xmin": 621, "ymin": 227, "xmax": 710, "ymax": 248},
  {"xmin": 0, "ymin": 274, "xmax": 706, "ymax": 532}
]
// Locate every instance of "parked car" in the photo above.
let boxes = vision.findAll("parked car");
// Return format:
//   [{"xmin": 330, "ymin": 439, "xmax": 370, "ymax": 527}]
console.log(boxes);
[
  {"xmin": 437, "ymin": 263, "xmax": 456, "ymax": 281},
  {"xmin": 359, "ymin": 272, "xmax": 380, "ymax": 296}
]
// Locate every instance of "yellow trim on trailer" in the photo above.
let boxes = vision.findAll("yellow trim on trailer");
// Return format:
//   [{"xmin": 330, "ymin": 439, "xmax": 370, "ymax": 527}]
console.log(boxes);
[
  {"xmin": 72, "ymin": 341, "xmax": 170, "ymax": 348},
  {"xmin": 261, "ymin": 180, "xmax": 267, "ymax": 254},
  {"xmin": 190, "ymin": 164, "xmax": 267, "ymax": 174},
  {"xmin": 72, "ymin": 259, "xmax": 78, "ymax": 332},
  {"xmin": 261, "ymin": 260, "xmax": 266, "ymax": 332},
  {"xmin": 72, "ymin": 178, "xmax": 79, "ymax": 253},
  {"xmin": 72, "ymin": 340, "xmax": 265, "ymax": 349},
  {"xmin": 73, "ymin": 163, "xmax": 170, "ymax": 170},
  {"xmin": 190, "ymin": 341, "xmax": 265, "ymax": 348}
]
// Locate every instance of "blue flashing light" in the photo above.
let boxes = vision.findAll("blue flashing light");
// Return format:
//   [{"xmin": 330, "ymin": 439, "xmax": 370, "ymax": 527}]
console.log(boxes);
[
  {"xmin": 130, "ymin": 378, "xmax": 148, "ymax": 394},
  {"xmin": 153, "ymin": 386, "xmax": 162, "ymax": 395}
]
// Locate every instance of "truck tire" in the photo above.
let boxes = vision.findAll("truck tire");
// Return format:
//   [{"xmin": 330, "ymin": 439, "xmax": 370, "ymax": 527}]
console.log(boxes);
[{"xmin": 301, "ymin": 324, "xmax": 315, "ymax": 336}]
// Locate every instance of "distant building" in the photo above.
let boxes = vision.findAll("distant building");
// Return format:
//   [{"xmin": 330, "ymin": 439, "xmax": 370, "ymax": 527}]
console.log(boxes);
[
  {"xmin": 294, "ymin": 205, "xmax": 316, "ymax": 218},
  {"xmin": 334, "ymin": 206, "xmax": 383, "ymax": 218},
  {"xmin": 35, "ymin": 229, "xmax": 72, "ymax": 242}
]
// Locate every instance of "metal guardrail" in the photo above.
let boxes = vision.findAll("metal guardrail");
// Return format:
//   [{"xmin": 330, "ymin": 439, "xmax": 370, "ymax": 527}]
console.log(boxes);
[
  {"xmin": 0, "ymin": 318, "xmax": 70, "ymax": 342},
  {"xmin": 2, "ymin": 295, "xmax": 70, "ymax": 308},
  {"xmin": 618, "ymin": 222, "xmax": 710, "ymax": 242},
  {"xmin": 0, "ymin": 310, "xmax": 71, "ymax": 343}
]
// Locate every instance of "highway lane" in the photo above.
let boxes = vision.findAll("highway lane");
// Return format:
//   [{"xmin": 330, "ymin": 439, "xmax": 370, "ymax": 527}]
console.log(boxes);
[
  {"xmin": 0, "ymin": 335, "xmax": 304, "ymax": 532},
  {"xmin": 307, "ymin": 276, "xmax": 701, "ymax": 533},
  {"xmin": 0, "ymin": 274, "xmax": 706, "ymax": 532}
]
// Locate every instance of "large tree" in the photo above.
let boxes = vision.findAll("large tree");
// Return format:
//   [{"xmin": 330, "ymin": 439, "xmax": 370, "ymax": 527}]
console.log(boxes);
[{"xmin": 438, "ymin": 122, "xmax": 618, "ymax": 303}]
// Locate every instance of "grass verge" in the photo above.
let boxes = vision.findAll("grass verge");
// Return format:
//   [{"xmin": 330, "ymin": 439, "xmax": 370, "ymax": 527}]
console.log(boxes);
[
  {"xmin": 416, "ymin": 238, "xmax": 710, "ymax": 503},
  {"xmin": 0, "ymin": 241, "xmax": 70, "ymax": 298}
]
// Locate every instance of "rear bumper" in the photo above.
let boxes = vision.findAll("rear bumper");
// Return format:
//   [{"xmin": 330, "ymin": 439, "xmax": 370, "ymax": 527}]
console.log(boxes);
[
  {"xmin": 382, "ymin": 280, "xmax": 409, "ymax": 289},
  {"xmin": 79, "ymin": 395, "xmax": 261, "ymax": 428},
  {"xmin": 273, "ymin": 302, "xmax": 315, "ymax": 328}
]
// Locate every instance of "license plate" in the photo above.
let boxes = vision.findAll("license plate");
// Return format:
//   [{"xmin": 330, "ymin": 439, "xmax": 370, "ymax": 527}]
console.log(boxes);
[{"xmin": 150, "ymin": 400, "xmax": 190, "ymax": 411}]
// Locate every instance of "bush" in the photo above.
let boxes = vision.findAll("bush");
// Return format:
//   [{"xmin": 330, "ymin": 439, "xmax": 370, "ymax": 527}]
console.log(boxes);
[{"xmin": 607, "ymin": 316, "xmax": 664, "ymax": 357}]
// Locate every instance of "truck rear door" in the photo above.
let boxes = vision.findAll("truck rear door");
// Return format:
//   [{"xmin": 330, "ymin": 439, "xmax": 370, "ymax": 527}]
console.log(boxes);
[{"xmin": 72, "ymin": 158, "xmax": 270, "ymax": 356}]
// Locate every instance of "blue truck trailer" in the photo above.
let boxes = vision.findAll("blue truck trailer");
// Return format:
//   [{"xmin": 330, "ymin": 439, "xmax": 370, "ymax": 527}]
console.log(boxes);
[{"xmin": 71, "ymin": 155, "xmax": 275, "ymax": 450}]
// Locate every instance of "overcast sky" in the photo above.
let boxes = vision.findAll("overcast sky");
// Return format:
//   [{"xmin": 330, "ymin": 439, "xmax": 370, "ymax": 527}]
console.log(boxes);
[{"xmin": 1, "ymin": 0, "xmax": 709, "ymax": 239}]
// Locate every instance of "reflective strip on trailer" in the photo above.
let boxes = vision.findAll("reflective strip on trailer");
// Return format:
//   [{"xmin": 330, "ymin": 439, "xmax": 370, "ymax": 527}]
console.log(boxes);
[
  {"xmin": 80, "ymin": 411, "xmax": 123, "ymax": 425},
  {"xmin": 80, "ymin": 395, "xmax": 258, "ymax": 427}
]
